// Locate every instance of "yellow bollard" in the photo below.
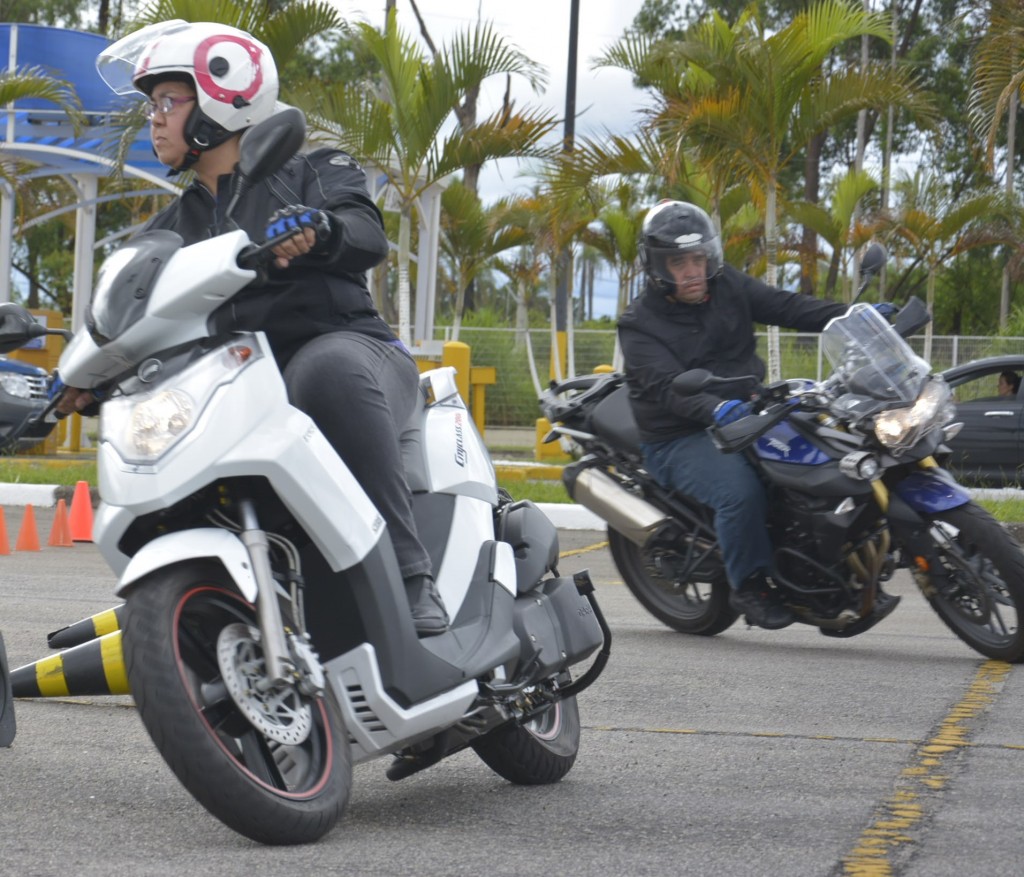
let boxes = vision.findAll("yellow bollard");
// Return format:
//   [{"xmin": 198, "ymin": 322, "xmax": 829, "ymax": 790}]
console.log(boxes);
[
  {"xmin": 11, "ymin": 630, "xmax": 130, "ymax": 698},
  {"xmin": 535, "ymin": 416, "xmax": 571, "ymax": 462},
  {"xmin": 441, "ymin": 341, "xmax": 471, "ymax": 407}
]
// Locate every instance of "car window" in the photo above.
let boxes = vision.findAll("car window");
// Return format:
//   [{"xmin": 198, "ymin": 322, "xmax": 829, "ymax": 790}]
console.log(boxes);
[{"xmin": 951, "ymin": 374, "xmax": 1003, "ymax": 403}]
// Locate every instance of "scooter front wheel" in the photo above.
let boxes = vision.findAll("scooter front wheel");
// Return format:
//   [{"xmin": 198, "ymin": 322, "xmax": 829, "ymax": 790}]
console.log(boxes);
[{"xmin": 123, "ymin": 560, "xmax": 351, "ymax": 844}]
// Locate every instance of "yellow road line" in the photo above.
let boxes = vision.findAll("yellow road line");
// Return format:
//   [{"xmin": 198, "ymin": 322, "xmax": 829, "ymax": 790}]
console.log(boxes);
[
  {"xmin": 560, "ymin": 540, "xmax": 608, "ymax": 559},
  {"xmin": 840, "ymin": 659, "xmax": 1012, "ymax": 876}
]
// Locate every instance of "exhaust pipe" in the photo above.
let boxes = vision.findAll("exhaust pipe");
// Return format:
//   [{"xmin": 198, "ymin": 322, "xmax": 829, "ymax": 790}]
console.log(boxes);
[{"xmin": 565, "ymin": 464, "xmax": 669, "ymax": 546}]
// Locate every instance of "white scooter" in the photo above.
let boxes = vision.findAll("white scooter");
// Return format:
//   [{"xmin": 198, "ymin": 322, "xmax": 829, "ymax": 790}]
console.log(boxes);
[{"xmin": 0, "ymin": 107, "xmax": 608, "ymax": 844}]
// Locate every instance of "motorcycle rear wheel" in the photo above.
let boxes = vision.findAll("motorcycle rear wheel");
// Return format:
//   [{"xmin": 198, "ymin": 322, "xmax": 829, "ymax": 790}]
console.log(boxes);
[
  {"xmin": 123, "ymin": 561, "xmax": 351, "ymax": 844},
  {"xmin": 607, "ymin": 528, "xmax": 737, "ymax": 635},
  {"xmin": 921, "ymin": 502, "xmax": 1024, "ymax": 662},
  {"xmin": 471, "ymin": 695, "xmax": 580, "ymax": 784}
]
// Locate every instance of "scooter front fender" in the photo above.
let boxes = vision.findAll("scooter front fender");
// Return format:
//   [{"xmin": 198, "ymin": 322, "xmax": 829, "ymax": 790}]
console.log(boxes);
[{"xmin": 114, "ymin": 528, "xmax": 257, "ymax": 601}]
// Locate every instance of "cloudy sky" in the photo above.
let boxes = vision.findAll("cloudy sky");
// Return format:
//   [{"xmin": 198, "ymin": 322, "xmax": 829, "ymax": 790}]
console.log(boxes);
[{"xmin": 330, "ymin": 1, "xmax": 652, "ymax": 315}]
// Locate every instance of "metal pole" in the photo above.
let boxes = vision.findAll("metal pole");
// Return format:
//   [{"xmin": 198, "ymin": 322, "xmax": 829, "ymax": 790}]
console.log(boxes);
[{"xmin": 552, "ymin": 0, "xmax": 579, "ymax": 379}]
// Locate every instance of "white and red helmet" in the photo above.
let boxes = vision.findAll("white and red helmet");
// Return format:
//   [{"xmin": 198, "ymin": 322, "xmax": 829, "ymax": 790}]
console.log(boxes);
[{"xmin": 98, "ymin": 20, "xmax": 279, "ymax": 158}]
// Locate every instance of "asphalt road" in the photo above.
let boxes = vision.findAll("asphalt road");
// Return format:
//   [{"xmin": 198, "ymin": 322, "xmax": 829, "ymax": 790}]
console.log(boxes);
[{"xmin": 2, "ymin": 507, "xmax": 1024, "ymax": 876}]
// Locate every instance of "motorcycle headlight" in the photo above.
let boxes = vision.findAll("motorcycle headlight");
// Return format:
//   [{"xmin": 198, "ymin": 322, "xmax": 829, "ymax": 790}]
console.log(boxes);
[
  {"xmin": 0, "ymin": 372, "xmax": 32, "ymax": 399},
  {"xmin": 873, "ymin": 379, "xmax": 954, "ymax": 453},
  {"xmin": 101, "ymin": 343, "xmax": 262, "ymax": 463}
]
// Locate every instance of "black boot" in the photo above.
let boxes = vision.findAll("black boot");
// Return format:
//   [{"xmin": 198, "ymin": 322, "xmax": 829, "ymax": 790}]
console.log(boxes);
[
  {"xmin": 729, "ymin": 574, "xmax": 796, "ymax": 630},
  {"xmin": 404, "ymin": 574, "xmax": 450, "ymax": 637}
]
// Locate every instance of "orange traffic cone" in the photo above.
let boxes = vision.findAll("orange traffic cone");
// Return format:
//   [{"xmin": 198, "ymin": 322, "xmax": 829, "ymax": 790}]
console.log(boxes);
[
  {"xmin": 69, "ymin": 481, "xmax": 93, "ymax": 543},
  {"xmin": 0, "ymin": 507, "xmax": 10, "ymax": 556},
  {"xmin": 15, "ymin": 505, "xmax": 40, "ymax": 552},
  {"xmin": 47, "ymin": 499, "xmax": 73, "ymax": 548}
]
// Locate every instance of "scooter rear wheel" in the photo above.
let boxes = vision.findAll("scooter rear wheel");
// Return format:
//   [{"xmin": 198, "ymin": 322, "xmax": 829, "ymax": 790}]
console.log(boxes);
[
  {"xmin": 123, "ymin": 560, "xmax": 351, "ymax": 844},
  {"xmin": 472, "ymin": 695, "xmax": 580, "ymax": 785}
]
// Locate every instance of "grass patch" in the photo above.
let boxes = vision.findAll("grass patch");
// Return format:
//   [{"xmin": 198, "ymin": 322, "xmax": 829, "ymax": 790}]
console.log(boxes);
[
  {"xmin": 498, "ymin": 477, "xmax": 570, "ymax": 504},
  {"xmin": 6, "ymin": 455, "xmax": 1022, "ymax": 520},
  {"xmin": 0, "ymin": 458, "xmax": 97, "ymax": 486}
]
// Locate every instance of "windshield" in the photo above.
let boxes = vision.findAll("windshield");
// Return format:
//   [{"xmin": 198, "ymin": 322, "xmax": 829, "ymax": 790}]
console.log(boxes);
[
  {"xmin": 89, "ymin": 231, "xmax": 182, "ymax": 344},
  {"xmin": 821, "ymin": 304, "xmax": 930, "ymax": 406},
  {"xmin": 96, "ymin": 20, "xmax": 190, "ymax": 95}
]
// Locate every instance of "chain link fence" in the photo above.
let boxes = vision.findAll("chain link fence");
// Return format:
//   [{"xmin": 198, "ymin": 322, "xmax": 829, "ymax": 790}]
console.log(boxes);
[{"xmin": 433, "ymin": 326, "xmax": 1024, "ymax": 427}]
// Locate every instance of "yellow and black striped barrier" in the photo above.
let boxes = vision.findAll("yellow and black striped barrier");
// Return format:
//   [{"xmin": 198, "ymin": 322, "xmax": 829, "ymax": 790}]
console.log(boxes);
[
  {"xmin": 47, "ymin": 604, "xmax": 124, "ymax": 649},
  {"xmin": 12, "ymin": 630, "xmax": 129, "ymax": 698}
]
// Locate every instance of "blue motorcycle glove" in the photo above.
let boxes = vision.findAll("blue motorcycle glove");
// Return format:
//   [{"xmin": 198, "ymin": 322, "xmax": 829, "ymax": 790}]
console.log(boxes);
[
  {"xmin": 873, "ymin": 302, "xmax": 898, "ymax": 318},
  {"xmin": 264, "ymin": 205, "xmax": 333, "ymax": 251},
  {"xmin": 713, "ymin": 399, "xmax": 753, "ymax": 426}
]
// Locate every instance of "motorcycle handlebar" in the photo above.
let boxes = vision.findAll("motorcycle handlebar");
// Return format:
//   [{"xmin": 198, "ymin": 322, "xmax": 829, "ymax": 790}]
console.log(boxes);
[{"xmin": 236, "ymin": 226, "xmax": 305, "ymax": 272}]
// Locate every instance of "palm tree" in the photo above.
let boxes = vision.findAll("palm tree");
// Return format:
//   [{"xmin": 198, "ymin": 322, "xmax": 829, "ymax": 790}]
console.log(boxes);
[
  {"xmin": 604, "ymin": 0, "xmax": 935, "ymax": 379},
  {"xmin": 0, "ymin": 67, "xmax": 82, "ymax": 186},
  {"xmin": 438, "ymin": 181, "xmax": 531, "ymax": 341},
  {"xmin": 882, "ymin": 169, "xmax": 1012, "ymax": 360},
  {"xmin": 787, "ymin": 167, "xmax": 880, "ymax": 303},
  {"xmin": 132, "ymin": 0, "xmax": 346, "ymax": 69},
  {"xmin": 968, "ymin": 0, "xmax": 1024, "ymax": 327},
  {"xmin": 299, "ymin": 11, "xmax": 558, "ymax": 347}
]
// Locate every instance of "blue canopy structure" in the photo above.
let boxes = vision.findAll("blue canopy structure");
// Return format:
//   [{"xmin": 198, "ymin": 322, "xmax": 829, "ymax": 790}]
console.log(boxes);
[{"xmin": 0, "ymin": 23, "xmax": 179, "ymax": 328}]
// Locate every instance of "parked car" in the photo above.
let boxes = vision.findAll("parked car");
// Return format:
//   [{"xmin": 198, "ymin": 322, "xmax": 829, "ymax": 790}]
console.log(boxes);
[
  {"xmin": 0, "ymin": 356, "xmax": 52, "ymax": 451},
  {"xmin": 939, "ymin": 354, "xmax": 1024, "ymax": 486}
]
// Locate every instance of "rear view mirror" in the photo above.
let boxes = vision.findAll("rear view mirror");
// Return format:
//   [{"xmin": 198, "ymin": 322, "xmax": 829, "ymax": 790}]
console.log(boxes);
[
  {"xmin": 0, "ymin": 304, "xmax": 47, "ymax": 353},
  {"xmin": 237, "ymin": 106, "xmax": 307, "ymax": 182}
]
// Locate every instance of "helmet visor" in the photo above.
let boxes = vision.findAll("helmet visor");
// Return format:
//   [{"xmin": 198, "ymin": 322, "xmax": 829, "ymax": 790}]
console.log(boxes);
[
  {"xmin": 646, "ymin": 243, "xmax": 716, "ymax": 285},
  {"xmin": 96, "ymin": 20, "xmax": 191, "ymax": 95}
]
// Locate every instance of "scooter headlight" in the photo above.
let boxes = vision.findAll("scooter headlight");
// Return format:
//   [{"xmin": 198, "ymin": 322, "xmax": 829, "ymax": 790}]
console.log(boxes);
[
  {"xmin": 127, "ymin": 389, "xmax": 194, "ymax": 458},
  {"xmin": 873, "ymin": 378, "xmax": 954, "ymax": 453},
  {"xmin": 101, "ymin": 343, "xmax": 262, "ymax": 463}
]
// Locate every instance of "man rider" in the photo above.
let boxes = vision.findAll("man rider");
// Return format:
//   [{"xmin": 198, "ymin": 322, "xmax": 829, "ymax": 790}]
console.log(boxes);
[
  {"xmin": 56, "ymin": 20, "xmax": 449, "ymax": 636},
  {"xmin": 617, "ymin": 200, "xmax": 851, "ymax": 630}
]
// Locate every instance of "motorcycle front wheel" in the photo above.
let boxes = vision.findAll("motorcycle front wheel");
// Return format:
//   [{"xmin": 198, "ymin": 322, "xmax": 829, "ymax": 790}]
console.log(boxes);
[
  {"xmin": 471, "ymin": 694, "xmax": 580, "ymax": 785},
  {"xmin": 123, "ymin": 561, "xmax": 351, "ymax": 844},
  {"xmin": 607, "ymin": 528, "xmax": 737, "ymax": 635},
  {"xmin": 920, "ymin": 502, "xmax": 1024, "ymax": 662}
]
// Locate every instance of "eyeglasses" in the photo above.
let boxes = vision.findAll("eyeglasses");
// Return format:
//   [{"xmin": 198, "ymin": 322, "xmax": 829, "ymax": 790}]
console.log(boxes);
[{"xmin": 144, "ymin": 95, "xmax": 196, "ymax": 120}]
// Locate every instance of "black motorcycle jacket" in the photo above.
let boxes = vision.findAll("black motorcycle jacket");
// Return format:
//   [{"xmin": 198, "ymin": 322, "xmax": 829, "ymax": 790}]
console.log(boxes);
[
  {"xmin": 141, "ymin": 147, "xmax": 392, "ymax": 366},
  {"xmin": 617, "ymin": 265, "xmax": 848, "ymax": 443}
]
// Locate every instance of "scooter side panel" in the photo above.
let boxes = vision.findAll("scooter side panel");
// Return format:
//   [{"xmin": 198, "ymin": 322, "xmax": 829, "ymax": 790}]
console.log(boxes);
[
  {"xmin": 97, "ymin": 356, "xmax": 385, "ymax": 572},
  {"xmin": 435, "ymin": 495, "xmax": 512, "ymax": 612}
]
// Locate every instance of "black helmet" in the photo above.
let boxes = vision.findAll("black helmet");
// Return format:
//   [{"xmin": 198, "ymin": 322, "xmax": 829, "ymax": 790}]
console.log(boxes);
[{"xmin": 639, "ymin": 200, "xmax": 724, "ymax": 290}]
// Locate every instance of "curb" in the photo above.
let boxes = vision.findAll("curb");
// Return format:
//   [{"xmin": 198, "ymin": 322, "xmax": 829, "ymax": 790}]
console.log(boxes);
[{"xmin": 0, "ymin": 484, "xmax": 606, "ymax": 532}]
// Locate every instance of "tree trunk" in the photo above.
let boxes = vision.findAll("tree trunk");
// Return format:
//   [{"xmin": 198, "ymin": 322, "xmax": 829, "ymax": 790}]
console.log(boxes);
[
  {"xmin": 398, "ymin": 205, "xmax": 413, "ymax": 347},
  {"xmin": 801, "ymin": 132, "xmax": 824, "ymax": 296}
]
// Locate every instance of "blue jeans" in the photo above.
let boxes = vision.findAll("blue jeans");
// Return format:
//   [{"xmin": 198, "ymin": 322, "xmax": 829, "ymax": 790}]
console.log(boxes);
[{"xmin": 641, "ymin": 431, "xmax": 772, "ymax": 589}]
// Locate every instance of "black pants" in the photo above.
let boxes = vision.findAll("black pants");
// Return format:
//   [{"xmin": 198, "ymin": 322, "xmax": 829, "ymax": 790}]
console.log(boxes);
[{"xmin": 284, "ymin": 331, "xmax": 432, "ymax": 580}]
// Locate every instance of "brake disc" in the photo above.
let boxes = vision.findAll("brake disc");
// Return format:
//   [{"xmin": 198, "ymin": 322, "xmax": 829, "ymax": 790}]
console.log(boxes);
[{"xmin": 216, "ymin": 623, "xmax": 313, "ymax": 746}]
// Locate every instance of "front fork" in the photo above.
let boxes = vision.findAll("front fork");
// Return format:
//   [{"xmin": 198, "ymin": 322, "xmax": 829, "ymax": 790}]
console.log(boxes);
[
  {"xmin": 237, "ymin": 499, "xmax": 294, "ymax": 686},
  {"xmin": 874, "ymin": 456, "xmax": 971, "ymax": 587}
]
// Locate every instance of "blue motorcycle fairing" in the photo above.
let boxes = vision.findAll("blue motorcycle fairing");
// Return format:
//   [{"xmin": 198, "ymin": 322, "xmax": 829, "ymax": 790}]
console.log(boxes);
[
  {"xmin": 754, "ymin": 420, "xmax": 832, "ymax": 465},
  {"xmin": 892, "ymin": 469, "xmax": 971, "ymax": 514}
]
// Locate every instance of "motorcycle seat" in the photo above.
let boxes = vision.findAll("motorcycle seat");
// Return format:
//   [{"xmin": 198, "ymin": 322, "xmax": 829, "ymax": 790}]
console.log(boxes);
[{"xmin": 591, "ymin": 386, "xmax": 643, "ymax": 456}]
